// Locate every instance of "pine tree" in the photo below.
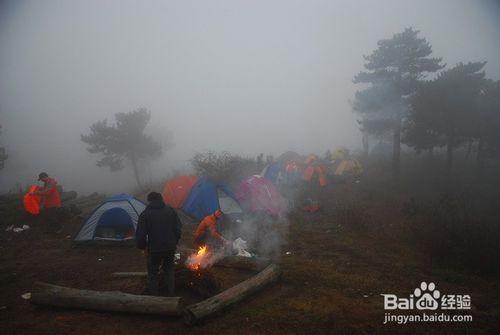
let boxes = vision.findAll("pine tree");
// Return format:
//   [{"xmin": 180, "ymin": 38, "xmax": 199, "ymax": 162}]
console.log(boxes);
[
  {"xmin": 81, "ymin": 108, "xmax": 163, "ymax": 188},
  {"xmin": 409, "ymin": 62, "xmax": 486, "ymax": 174},
  {"xmin": 353, "ymin": 28, "xmax": 444, "ymax": 179}
]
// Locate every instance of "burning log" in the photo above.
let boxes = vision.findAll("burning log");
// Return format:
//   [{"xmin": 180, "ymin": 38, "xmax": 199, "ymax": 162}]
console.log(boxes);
[
  {"xmin": 183, "ymin": 263, "xmax": 281, "ymax": 325},
  {"xmin": 31, "ymin": 281, "xmax": 182, "ymax": 316}
]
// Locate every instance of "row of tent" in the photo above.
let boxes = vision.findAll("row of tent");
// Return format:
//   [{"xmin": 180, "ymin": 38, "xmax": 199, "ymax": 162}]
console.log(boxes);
[
  {"xmin": 162, "ymin": 175, "xmax": 287, "ymax": 220},
  {"xmin": 74, "ymin": 174, "xmax": 287, "ymax": 243},
  {"xmin": 72, "ymin": 148, "xmax": 361, "ymax": 243},
  {"xmin": 262, "ymin": 152, "xmax": 362, "ymax": 187}
]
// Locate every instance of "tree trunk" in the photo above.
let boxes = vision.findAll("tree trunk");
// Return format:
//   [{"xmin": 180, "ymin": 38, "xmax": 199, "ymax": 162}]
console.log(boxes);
[
  {"xmin": 392, "ymin": 124, "xmax": 401, "ymax": 180},
  {"xmin": 362, "ymin": 133, "xmax": 369, "ymax": 159},
  {"xmin": 183, "ymin": 263, "xmax": 281, "ymax": 325},
  {"xmin": 446, "ymin": 134, "xmax": 454, "ymax": 177},
  {"xmin": 31, "ymin": 282, "xmax": 182, "ymax": 315},
  {"xmin": 130, "ymin": 154, "xmax": 142, "ymax": 189},
  {"xmin": 476, "ymin": 137, "xmax": 485, "ymax": 175},
  {"xmin": 146, "ymin": 161, "xmax": 153, "ymax": 188},
  {"xmin": 465, "ymin": 140, "xmax": 473, "ymax": 160}
]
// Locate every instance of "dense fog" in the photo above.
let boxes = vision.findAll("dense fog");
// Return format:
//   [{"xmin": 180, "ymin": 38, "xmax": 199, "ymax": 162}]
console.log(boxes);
[{"xmin": 1, "ymin": 0, "xmax": 499, "ymax": 193}]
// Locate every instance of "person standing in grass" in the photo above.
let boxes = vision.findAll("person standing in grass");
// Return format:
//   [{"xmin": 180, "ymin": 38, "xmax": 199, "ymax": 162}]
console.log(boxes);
[
  {"xmin": 34, "ymin": 172, "xmax": 62, "ymax": 232},
  {"xmin": 136, "ymin": 192, "xmax": 182, "ymax": 296}
]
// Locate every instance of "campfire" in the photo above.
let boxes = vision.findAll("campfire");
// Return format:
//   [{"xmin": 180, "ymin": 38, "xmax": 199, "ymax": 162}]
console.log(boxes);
[
  {"xmin": 180, "ymin": 245, "xmax": 221, "ymax": 297},
  {"xmin": 186, "ymin": 244, "xmax": 226, "ymax": 272},
  {"xmin": 186, "ymin": 245, "xmax": 209, "ymax": 271}
]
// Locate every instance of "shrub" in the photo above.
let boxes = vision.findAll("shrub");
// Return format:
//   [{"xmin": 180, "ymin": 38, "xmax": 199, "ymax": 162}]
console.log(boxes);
[{"xmin": 190, "ymin": 151, "xmax": 262, "ymax": 186}]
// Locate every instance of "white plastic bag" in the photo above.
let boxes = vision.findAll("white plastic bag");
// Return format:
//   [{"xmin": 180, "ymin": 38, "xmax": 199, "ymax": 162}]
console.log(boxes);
[{"xmin": 232, "ymin": 238, "xmax": 251, "ymax": 257}]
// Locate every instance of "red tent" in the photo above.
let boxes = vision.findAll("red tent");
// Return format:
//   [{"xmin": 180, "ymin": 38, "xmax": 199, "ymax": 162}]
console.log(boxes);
[
  {"xmin": 236, "ymin": 175, "xmax": 287, "ymax": 217},
  {"xmin": 162, "ymin": 176, "xmax": 198, "ymax": 208}
]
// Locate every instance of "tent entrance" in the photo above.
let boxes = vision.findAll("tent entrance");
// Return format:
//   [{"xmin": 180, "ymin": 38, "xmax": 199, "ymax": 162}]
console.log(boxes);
[
  {"xmin": 93, "ymin": 207, "xmax": 135, "ymax": 241},
  {"xmin": 218, "ymin": 189, "xmax": 242, "ymax": 214}
]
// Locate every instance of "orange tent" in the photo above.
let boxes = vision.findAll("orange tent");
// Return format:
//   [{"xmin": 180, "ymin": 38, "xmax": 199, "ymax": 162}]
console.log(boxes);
[
  {"xmin": 303, "ymin": 165, "xmax": 328, "ymax": 186},
  {"xmin": 23, "ymin": 185, "xmax": 41, "ymax": 215},
  {"xmin": 317, "ymin": 164, "xmax": 328, "ymax": 186},
  {"xmin": 162, "ymin": 176, "xmax": 198, "ymax": 208},
  {"xmin": 302, "ymin": 155, "xmax": 328, "ymax": 187}
]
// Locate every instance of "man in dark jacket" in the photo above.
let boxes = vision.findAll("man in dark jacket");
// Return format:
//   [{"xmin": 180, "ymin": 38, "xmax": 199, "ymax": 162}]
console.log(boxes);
[{"xmin": 136, "ymin": 192, "xmax": 182, "ymax": 296}]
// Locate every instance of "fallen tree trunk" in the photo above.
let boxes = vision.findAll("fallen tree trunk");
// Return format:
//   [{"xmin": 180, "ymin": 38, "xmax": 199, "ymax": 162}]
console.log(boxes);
[
  {"xmin": 183, "ymin": 263, "xmax": 281, "ymax": 325},
  {"xmin": 31, "ymin": 281, "xmax": 182, "ymax": 316}
]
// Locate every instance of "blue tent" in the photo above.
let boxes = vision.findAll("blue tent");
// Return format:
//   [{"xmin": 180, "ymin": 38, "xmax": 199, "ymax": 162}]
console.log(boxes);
[
  {"xmin": 74, "ymin": 194, "xmax": 146, "ymax": 242},
  {"xmin": 182, "ymin": 177, "xmax": 242, "ymax": 220},
  {"xmin": 262, "ymin": 162, "xmax": 283, "ymax": 184}
]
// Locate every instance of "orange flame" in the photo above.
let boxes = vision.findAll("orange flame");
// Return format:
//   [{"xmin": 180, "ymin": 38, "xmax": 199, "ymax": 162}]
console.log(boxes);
[
  {"xmin": 187, "ymin": 245, "xmax": 209, "ymax": 271},
  {"xmin": 197, "ymin": 245, "xmax": 207, "ymax": 256}
]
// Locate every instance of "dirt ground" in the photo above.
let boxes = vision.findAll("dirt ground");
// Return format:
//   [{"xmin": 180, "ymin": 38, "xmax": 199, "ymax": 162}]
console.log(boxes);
[{"xmin": 1, "ymin": 182, "xmax": 499, "ymax": 334}]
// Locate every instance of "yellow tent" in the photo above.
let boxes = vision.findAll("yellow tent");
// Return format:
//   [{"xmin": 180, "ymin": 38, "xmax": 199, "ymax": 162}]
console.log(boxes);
[
  {"xmin": 335, "ymin": 159, "xmax": 363, "ymax": 176},
  {"xmin": 331, "ymin": 147, "xmax": 349, "ymax": 161}
]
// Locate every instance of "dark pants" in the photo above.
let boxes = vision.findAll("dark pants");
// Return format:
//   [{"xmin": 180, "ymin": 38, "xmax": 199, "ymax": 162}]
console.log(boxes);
[
  {"xmin": 147, "ymin": 250, "xmax": 175, "ymax": 296},
  {"xmin": 41, "ymin": 207, "xmax": 61, "ymax": 232}
]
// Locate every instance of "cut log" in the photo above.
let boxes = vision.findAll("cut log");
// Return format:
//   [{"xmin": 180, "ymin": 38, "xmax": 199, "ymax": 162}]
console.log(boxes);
[
  {"xmin": 183, "ymin": 263, "xmax": 281, "ymax": 325},
  {"xmin": 31, "ymin": 281, "xmax": 182, "ymax": 316}
]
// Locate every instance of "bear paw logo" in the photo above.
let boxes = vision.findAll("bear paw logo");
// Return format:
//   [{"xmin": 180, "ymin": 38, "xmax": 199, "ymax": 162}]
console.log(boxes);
[{"xmin": 414, "ymin": 282, "xmax": 440, "ymax": 310}]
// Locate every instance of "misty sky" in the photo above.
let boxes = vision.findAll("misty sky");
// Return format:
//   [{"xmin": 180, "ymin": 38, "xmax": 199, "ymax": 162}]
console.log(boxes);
[{"xmin": 1, "ymin": 0, "xmax": 499, "ymax": 193}]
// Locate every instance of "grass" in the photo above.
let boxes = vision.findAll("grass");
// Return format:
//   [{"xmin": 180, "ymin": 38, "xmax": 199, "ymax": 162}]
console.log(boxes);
[{"xmin": 1, "ymin": 154, "xmax": 500, "ymax": 333}]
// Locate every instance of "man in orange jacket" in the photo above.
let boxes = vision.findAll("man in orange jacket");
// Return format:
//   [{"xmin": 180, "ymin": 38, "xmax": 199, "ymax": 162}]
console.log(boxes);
[
  {"xmin": 193, "ymin": 209, "xmax": 230, "ymax": 250},
  {"xmin": 34, "ymin": 172, "xmax": 62, "ymax": 232}
]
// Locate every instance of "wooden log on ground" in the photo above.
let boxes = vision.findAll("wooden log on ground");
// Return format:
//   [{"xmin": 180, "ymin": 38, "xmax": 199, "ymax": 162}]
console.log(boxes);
[
  {"xmin": 31, "ymin": 281, "xmax": 182, "ymax": 316},
  {"xmin": 183, "ymin": 263, "xmax": 281, "ymax": 325}
]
